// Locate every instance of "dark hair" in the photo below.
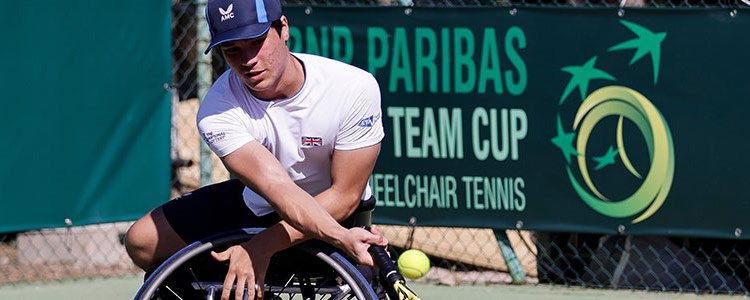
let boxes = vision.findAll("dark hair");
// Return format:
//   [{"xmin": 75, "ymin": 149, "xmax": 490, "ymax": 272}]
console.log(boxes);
[{"xmin": 271, "ymin": 19, "xmax": 283, "ymax": 35}]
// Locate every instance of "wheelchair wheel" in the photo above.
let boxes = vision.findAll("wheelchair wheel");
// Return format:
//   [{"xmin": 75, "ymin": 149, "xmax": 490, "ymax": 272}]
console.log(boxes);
[{"xmin": 134, "ymin": 228, "xmax": 379, "ymax": 300}]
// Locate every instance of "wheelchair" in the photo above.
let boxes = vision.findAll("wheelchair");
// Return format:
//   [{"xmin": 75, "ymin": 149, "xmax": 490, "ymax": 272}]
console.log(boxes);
[{"xmin": 134, "ymin": 198, "xmax": 399, "ymax": 300}]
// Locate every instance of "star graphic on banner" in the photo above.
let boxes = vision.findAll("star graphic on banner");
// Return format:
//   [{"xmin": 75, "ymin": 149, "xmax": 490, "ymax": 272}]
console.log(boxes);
[
  {"xmin": 559, "ymin": 56, "xmax": 616, "ymax": 105},
  {"xmin": 551, "ymin": 115, "xmax": 580, "ymax": 164},
  {"xmin": 592, "ymin": 145, "xmax": 620, "ymax": 171},
  {"xmin": 608, "ymin": 20, "xmax": 667, "ymax": 85}
]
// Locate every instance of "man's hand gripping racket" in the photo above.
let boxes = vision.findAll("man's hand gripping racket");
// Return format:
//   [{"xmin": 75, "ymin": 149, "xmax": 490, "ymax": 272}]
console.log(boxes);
[{"xmin": 366, "ymin": 227, "xmax": 422, "ymax": 300}]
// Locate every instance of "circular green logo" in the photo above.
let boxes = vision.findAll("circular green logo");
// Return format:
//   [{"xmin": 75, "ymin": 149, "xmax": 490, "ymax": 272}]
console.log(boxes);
[
  {"xmin": 567, "ymin": 86, "xmax": 674, "ymax": 223},
  {"xmin": 551, "ymin": 20, "xmax": 673, "ymax": 224}
]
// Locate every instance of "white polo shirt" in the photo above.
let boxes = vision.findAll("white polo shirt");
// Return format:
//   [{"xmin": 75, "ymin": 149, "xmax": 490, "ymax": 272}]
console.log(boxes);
[{"xmin": 197, "ymin": 53, "xmax": 384, "ymax": 216}]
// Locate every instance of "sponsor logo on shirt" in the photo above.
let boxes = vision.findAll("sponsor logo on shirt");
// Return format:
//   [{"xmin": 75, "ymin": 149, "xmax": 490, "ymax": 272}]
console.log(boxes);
[
  {"xmin": 357, "ymin": 113, "xmax": 381, "ymax": 128},
  {"xmin": 202, "ymin": 131, "xmax": 226, "ymax": 144},
  {"xmin": 301, "ymin": 136, "xmax": 323, "ymax": 147}
]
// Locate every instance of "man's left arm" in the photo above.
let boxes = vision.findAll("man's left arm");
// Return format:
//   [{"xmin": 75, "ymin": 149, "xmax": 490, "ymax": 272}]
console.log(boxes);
[{"xmin": 316, "ymin": 143, "xmax": 381, "ymax": 220}]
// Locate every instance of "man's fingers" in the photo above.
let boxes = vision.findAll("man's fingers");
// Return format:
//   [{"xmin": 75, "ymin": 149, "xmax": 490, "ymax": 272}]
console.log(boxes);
[
  {"xmin": 374, "ymin": 235, "xmax": 388, "ymax": 247},
  {"xmin": 359, "ymin": 227, "xmax": 388, "ymax": 246},
  {"xmin": 234, "ymin": 276, "xmax": 247, "ymax": 300},
  {"xmin": 254, "ymin": 282, "xmax": 264, "ymax": 300},
  {"xmin": 364, "ymin": 230, "xmax": 387, "ymax": 247},
  {"xmin": 357, "ymin": 246, "xmax": 375, "ymax": 266},
  {"xmin": 221, "ymin": 272, "xmax": 236, "ymax": 300},
  {"xmin": 369, "ymin": 225, "xmax": 389, "ymax": 246},
  {"xmin": 255, "ymin": 274, "xmax": 266, "ymax": 300},
  {"xmin": 212, "ymin": 249, "xmax": 231, "ymax": 262},
  {"xmin": 360, "ymin": 254, "xmax": 375, "ymax": 266}
]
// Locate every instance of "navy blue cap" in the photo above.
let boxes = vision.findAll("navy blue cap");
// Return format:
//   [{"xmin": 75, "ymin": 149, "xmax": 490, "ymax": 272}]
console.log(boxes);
[{"xmin": 204, "ymin": 0, "xmax": 283, "ymax": 54}]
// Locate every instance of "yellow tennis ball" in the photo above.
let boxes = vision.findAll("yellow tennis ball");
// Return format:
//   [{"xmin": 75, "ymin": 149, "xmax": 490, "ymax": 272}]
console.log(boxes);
[{"xmin": 397, "ymin": 249, "xmax": 430, "ymax": 280}]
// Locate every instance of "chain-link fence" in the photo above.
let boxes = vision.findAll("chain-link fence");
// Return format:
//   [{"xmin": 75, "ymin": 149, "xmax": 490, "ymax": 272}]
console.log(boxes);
[
  {"xmin": 2, "ymin": 0, "xmax": 748, "ymax": 297},
  {"xmin": 0, "ymin": 222, "xmax": 139, "ymax": 284},
  {"xmin": 537, "ymin": 233, "xmax": 750, "ymax": 294}
]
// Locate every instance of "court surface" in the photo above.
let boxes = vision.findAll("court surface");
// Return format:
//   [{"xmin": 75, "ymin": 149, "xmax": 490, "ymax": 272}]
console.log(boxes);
[{"xmin": 0, "ymin": 275, "xmax": 744, "ymax": 300}]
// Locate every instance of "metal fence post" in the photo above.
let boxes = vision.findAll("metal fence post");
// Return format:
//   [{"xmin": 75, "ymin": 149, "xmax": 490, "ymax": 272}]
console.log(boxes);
[
  {"xmin": 195, "ymin": 0, "xmax": 213, "ymax": 186},
  {"xmin": 494, "ymin": 229, "xmax": 526, "ymax": 284}
]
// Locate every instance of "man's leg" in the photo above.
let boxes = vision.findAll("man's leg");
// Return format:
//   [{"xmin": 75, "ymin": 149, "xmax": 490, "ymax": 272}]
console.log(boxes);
[
  {"xmin": 125, "ymin": 206, "xmax": 187, "ymax": 271},
  {"xmin": 124, "ymin": 179, "xmax": 281, "ymax": 272}
]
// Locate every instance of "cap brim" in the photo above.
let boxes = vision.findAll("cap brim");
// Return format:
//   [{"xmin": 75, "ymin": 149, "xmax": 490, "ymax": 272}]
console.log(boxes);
[{"xmin": 204, "ymin": 23, "xmax": 272, "ymax": 54}]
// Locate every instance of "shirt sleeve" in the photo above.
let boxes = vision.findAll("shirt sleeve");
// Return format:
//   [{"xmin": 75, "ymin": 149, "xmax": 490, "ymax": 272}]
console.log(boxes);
[
  {"xmin": 335, "ymin": 73, "xmax": 385, "ymax": 150},
  {"xmin": 196, "ymin": 94, "xmax": 255, "ymax": 158}
]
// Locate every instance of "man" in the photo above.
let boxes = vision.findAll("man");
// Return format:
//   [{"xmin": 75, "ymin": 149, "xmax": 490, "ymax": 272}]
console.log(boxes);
[{"xmin": 124, "ymin": 0, "xmax": 386, "ymax": 299}]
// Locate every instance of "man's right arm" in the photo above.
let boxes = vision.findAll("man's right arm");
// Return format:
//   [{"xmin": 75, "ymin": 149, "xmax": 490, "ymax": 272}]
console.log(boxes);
[
  {"xmin": 220, "ymin": 140, "xmax": 384, "ymax": 265},
  {"xmin": 236, "ymin": 142, "xmax": 382, "ymax": 259},
  {"xmin": 220, "ymin": 140, "xmax": 348, "ymax": 244}
]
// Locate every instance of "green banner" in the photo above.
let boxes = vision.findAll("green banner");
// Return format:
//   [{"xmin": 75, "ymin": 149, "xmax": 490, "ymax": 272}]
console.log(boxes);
[
  {"xmin": 286, "ymin": 7, "xmax": 750, "ymax": 239},
  {"xmin": 0, "ymin": 1, "xmax": 172, "ymax": 232}
]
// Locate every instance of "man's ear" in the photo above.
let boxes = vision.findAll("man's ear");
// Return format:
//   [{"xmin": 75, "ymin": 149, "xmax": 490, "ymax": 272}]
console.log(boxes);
[{"xmin": 279, "ymin": 15, "xmax": 290, "ymax": 42}]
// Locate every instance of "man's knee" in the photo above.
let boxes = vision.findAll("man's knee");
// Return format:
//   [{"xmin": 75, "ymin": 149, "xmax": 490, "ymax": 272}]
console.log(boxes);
[
  {"xmin": 124, "ymin": 207, "xmax": 186, "ymax": 271},
  {"xmin": 124, "ymin": 211, "xmax": 160, "ymax": 271}
]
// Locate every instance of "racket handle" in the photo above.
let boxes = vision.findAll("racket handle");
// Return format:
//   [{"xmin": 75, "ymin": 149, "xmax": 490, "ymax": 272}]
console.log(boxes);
[{"xmin": 368, "ymin": 245, "xmax": 405, "ymax": 284}]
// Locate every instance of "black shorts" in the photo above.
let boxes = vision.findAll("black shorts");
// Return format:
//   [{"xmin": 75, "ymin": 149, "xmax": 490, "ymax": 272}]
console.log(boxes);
[{"xmin": 161, "ymin": 179, "xmax": 282, "ymax": 243}]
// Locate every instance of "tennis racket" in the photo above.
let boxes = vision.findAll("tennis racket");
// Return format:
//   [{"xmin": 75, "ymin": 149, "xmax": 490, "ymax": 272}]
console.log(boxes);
[{"xmin": 368, "ymin": 244, "xmax": 422, "ymax": 300}]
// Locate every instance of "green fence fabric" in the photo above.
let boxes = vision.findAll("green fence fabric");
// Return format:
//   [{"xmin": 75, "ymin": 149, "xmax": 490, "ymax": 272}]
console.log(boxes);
[
  {"xmin": 0, "ymin": 1, "xmax": 172, "ymax": 232},
  {"xmin": 284, "ymin": 7, "xmax": 750, "ymax": 239}
]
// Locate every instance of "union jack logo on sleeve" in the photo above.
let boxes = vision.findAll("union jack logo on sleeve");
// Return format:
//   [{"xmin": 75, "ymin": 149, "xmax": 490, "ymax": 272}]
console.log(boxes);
[{"xmin": 301, "ymin": 136, "xmax": 323, "ymax": 147}]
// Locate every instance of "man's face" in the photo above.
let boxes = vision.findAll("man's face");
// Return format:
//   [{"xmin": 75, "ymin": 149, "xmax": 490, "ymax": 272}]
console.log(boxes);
[{"xmin": 219, "ymin": 17, "xmax": 290, "ymax": 99}]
